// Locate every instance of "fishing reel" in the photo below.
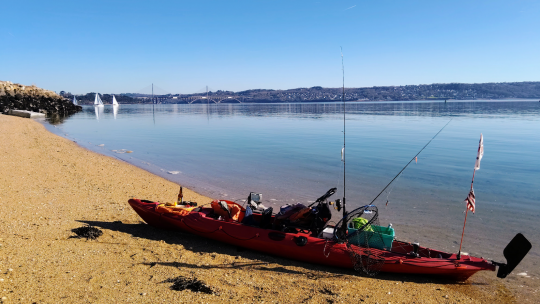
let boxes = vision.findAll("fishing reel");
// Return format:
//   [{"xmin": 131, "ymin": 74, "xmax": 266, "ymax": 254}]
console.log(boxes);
[{"xmin": 330, "ymin": 199, "xmax": 343, "ymax": 212}]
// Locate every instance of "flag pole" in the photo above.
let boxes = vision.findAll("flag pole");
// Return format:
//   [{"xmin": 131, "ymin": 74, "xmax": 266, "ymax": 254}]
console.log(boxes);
[
  {"xmin": 457, "ymin": 134, "xmax": 483, "ymax": 260},
  {"xmin": 457, "ymin": 168, "xmax": 475, "ymax": 260}
]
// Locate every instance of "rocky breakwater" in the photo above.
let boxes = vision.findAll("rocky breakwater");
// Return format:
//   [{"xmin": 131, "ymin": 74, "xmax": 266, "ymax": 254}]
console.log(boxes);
[{"xmin": 0, "ymin": 81, "xmax": 82, "ymax": 116}]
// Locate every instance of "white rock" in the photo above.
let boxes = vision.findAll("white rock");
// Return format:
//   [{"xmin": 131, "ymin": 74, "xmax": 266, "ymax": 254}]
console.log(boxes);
[{"xmin": 517, "ymin": 272, "xmax": 528, "ymax": 276}]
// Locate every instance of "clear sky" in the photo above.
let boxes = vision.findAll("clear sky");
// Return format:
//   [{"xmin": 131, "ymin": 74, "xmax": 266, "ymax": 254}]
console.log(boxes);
[{"xmin": 1, "ymin": 0, "xmax": 539, "ymax": 94}]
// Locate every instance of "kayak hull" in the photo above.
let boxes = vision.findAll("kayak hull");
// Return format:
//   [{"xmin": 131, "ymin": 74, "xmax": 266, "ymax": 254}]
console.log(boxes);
[{"xmin": 128, "ymin": 198, "xmax": 495, "ymax": 281}]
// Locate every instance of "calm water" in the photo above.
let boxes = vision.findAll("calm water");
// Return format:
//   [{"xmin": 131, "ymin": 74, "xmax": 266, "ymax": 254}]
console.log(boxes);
[{"xmin": 44, "ymin": 101, "xmax": 540, "ymax": 277}]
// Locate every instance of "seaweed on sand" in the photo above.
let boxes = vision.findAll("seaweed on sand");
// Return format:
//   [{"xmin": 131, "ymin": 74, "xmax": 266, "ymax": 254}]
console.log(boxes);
[
  {"xmin": 162, "ymin": 276, "xmax": 213, "ymax": 294},
  {"xmin": 71, "ymin": 225, "xmax": 103, "ymax": 240}
]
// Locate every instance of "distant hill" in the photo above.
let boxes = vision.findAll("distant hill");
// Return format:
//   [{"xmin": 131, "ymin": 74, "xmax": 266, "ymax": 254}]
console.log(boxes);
[
  {"xmin": 65, "ymin": 81, "xmax": 540, "ymax": 104},
  {"xmin": 232, "ymin": 82, "xmax": 540, "ymax": 103}
]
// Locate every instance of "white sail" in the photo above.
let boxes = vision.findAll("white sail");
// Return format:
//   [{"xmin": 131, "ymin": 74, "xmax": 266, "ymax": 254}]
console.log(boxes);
[
  {"xmin": 112, "ymin": 95, "xmax": 119, "ymax": 106},
  {"xmin": 72, "ymin": 96, "xmax": 78, "ymax": 105},
  {"xmin": 94, "ymin": 93, "xmax": 104, "ymax": 107}
]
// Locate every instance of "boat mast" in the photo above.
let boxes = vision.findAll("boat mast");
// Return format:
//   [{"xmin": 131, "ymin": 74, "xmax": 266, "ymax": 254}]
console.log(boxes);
[
  {"xmin": 152, "ymin": 83, "xmax": 155, "ymax": 124},
  {"xmin": 341, "ymin": 47, "xmax": 347, "ymax": 221}
]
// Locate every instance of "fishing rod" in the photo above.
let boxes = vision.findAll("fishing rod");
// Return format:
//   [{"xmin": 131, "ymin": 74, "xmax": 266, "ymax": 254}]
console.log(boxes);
[
  {"xmin": 368, "ymin": 119, "xmax": 453, "ymax": 206},
  {"xmin": 340, "ymin": 47, "xmax": 347, "ymax": 230}
]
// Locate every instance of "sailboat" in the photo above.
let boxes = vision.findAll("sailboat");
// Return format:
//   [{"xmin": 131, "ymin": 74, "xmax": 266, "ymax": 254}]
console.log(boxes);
[
  {"xmin": 112, "ymin": 95, "xmax": 119, "ymax": 106},
  {"xmin": 72, "ymin": 96, "xmax": 78, "ymax": 105},
  {"xmin": 94, "ymin": 93, "xmax": 104, "ymax": 107},
  {"xmin": 127, "ymin": 53, "xmax": 530, "ymax": 281}
]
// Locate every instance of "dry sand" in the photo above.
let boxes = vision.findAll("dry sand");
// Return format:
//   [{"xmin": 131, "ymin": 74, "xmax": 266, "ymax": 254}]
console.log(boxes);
[{"xmin": 0, "ymin": 114, "xmax": 526, "ymax": 303}]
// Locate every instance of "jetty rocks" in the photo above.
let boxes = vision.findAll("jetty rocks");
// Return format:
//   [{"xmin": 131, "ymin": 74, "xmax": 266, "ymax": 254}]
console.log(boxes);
[{"xmin": 0, "ymin": 81, "xmax": 82, "ymax": 116}]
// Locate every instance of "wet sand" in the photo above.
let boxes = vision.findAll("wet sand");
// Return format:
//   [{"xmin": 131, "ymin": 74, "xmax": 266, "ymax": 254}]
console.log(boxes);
[{"xmin": 0, "ymin": 113, "xmax": 529, "ymax": 303}]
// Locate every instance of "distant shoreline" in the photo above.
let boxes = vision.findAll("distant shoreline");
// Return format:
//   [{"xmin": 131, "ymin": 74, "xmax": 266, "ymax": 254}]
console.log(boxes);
[{"xmin": 64, "ymin": 81, "xmax": 540, "ymax": 105}]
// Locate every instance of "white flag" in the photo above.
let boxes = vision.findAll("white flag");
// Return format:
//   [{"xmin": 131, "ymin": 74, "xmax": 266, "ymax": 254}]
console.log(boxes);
[{"xmin": 474, "ymin": 134, "xmax": 484, "ymax": 170}]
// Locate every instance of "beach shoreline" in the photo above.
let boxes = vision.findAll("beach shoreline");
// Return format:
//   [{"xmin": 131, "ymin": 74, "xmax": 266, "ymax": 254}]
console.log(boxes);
[{"xmin": 0, "ymin": 114, "xmax": 530, "ymax": 303}]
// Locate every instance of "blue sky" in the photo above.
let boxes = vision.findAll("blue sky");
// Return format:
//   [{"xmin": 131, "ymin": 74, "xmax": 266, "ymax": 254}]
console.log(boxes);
[{"xmin": 1, "ymin": 0, "xmax": 539, "ymax": 94}]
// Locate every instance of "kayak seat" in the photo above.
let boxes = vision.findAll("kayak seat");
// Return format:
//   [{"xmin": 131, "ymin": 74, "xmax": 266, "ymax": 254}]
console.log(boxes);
[
  {"xmin": 276, "ymin": 188, "xmax": 336, "ymax": 236},
  {"xmin": 241, "ymin": 204, "xmax": 259, "ymax": 226},
  {"xmin": 259, "ymin": 207, "xmax": 274, "ymax": 229},
  {"xmin": 280, "ymin": 201, "xmax": 332, "ymax": 236}
]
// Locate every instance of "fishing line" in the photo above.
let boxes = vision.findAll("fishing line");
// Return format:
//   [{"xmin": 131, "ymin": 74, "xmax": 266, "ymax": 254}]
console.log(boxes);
[
  {"xmin": 384, "ymin": 170, "xmax": 404, "ymax": 206},
  {"xmin": 368, "ymin": 119, "xmax": 453, "ymax": 206}
]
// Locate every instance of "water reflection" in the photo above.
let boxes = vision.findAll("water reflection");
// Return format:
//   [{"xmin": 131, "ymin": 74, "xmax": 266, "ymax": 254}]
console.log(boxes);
[
  {"xmin": 94, "ymin": 105, "xmax": 104, "ymax": 120},
  {"xmin": 73, "ymin": 100, "xmax": 539, "ymax": 121},
  {"xmin": 52, "ymin": 100, "xmax": 540, "ymax": 125},
  {"xmin": 113, "ymin": 104, "xmax": 119, "ymax": 119}
]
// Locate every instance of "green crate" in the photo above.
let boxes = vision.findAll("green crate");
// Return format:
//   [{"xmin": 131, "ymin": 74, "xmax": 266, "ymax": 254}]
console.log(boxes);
[{"xmin": 347, "ymin": 224, "xmax": 395, "ymax": 251}]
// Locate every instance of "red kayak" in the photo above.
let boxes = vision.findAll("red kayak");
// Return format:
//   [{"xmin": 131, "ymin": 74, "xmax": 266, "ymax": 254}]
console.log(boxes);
[{"xmin": 128, "ymin": 198, "xmax": 499, "ymax": 281}]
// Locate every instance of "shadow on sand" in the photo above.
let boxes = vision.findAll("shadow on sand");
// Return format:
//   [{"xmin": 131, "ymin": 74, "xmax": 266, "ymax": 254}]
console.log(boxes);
[{"xmin": 77, "ymin": 220, "xmax": 483, "ymax": 285}]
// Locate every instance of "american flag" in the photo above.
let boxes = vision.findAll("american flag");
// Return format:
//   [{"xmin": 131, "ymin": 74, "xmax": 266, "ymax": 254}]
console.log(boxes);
[{"xmin": 464, "ymin": 188, "xmax": 475, "ymax": 213}]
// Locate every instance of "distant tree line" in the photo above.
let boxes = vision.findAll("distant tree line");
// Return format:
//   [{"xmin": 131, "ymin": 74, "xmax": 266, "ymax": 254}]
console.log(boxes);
[{"xmin": 61, "ymin": 81, "xmax": 540, "ymax": 104}]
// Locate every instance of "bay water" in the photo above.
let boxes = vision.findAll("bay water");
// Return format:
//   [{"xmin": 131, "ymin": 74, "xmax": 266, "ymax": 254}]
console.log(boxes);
[{"xmin": 44, "ymin": 101, "xmax": 539, "ymax": 280}]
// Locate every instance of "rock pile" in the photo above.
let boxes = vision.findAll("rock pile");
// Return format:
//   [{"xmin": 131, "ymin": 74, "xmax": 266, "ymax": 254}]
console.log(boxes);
[{"xmin": 0, "ymin": 81, "xmax": 82, "ymax": 116}]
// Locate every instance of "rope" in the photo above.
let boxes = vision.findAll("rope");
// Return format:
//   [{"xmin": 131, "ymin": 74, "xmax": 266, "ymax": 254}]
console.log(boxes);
[
  {"xmin": 323, "ymin": 239, "xmax": 333, "ymax": 258},
  {"xmin": 221, "ymin": 229, "xmax": 259, "ymax": 241},
  {"xmin": 181, "ymin": 218, "xmax": 260, "ymax": 241},
  {"xmin": 181, "ymin": 219, "xmax": 220, "ymax": 234}
]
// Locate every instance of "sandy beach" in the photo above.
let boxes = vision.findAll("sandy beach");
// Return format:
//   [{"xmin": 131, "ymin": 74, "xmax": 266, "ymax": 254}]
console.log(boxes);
[{"xmin": 0, "ymin": 113, "xmax": 527, "ymax": 303}]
